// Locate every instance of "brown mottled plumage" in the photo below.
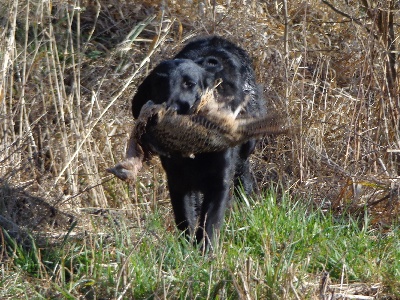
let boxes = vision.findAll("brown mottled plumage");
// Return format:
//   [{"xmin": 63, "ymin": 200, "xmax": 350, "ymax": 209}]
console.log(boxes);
[
  {"xmin": 107, "ymin": 89, "xmax": 288, "ymax": 181},
  {"xmin": 137, "ymin": 89, "xmax": 288, "ymax": 157}
]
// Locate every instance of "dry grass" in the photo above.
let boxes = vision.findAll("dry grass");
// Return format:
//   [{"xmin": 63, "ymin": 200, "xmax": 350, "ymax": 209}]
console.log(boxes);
[
  {"xmin": 0, "ymin": 0, "xmax": 399, "ymax": 297},
  {"xmin": 1, "ymin": 0, "xmax": 399, "ymax": 246}
]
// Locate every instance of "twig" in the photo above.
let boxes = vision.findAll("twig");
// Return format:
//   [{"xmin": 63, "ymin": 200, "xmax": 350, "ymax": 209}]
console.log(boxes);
[
  {"xmin": 321, "ymin": 0, "xmax": 377, "ymax": 39},
  {"xmin": 321, "ymin": 0, "xmax": 361, "ymax": 24}
]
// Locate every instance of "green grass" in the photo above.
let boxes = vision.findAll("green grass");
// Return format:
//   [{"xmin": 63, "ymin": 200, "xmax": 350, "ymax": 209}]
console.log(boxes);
[
  {"xmin": 1, "ymin": 0, "xmax": 399, "ymax": 298},
  {"xmin": 2, "ymin": 190, "xmax": 399, "ymax": 299}
]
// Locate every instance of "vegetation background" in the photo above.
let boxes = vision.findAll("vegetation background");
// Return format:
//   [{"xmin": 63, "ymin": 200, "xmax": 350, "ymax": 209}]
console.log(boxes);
[{"xmin": 0, "ymin": 0, "xmax": 399, "ymax": 298}]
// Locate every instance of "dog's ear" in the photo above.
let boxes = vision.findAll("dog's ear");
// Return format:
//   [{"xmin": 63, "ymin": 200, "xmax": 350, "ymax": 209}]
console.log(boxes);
[
  {"xmin": 132, "ymin": 62, "xmax": 171, "ymax": 118},
  {"xmin": 195, "ymin": 57, "xmax": 224, "ymax": 89},
  {"xmin": 196, "ymin": 56, "xmax": 224, "ymax": 74}
]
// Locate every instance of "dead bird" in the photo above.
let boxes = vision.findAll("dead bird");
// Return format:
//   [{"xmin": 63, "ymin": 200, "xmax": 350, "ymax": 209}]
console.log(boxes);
[
  {"xmin": 107, "ymin": 89, "xmax": 288, "ymax": 181},
  {"xmin": 137, "ymin": 89, "xmax": 288, "ymax": 157}
]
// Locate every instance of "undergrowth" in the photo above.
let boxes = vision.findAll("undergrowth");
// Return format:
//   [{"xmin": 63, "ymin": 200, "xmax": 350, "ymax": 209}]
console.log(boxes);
[
  {"xmin": 1, "ymin": 0, "xmax": 399, "ymax": 298},
  {"xmin": 2, "ymin": 190, "xmax": 399, "ymax": 299}
]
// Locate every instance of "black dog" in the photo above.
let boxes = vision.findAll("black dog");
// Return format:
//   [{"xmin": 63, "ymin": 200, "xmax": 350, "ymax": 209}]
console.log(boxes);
[{"xmin": 132, "ymin": 36, "xmax": 265, "ymax": 247}]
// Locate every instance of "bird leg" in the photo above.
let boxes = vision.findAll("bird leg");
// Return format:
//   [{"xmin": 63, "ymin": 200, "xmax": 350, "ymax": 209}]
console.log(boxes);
[{"xmin": 106, "ymin": 130, "xmax": 145, "ymax": 182}]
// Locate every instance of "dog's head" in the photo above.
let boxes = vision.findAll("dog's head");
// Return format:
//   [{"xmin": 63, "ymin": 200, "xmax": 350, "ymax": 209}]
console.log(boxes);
[{"xmin": 132, "ymin": 58, "xmax": 223, "ymax": 117}]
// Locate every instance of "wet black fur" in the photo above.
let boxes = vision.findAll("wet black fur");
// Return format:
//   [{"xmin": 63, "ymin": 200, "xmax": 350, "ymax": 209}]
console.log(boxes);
[{"xmin": 132, "ymin": 36, "xmax": 265, "ymax": 248}]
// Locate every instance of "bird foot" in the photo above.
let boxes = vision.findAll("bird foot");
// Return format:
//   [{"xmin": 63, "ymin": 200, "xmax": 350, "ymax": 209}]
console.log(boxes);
[{"xmin": 107, "ymin": 157, "xmax": 143, "ymax": 182}]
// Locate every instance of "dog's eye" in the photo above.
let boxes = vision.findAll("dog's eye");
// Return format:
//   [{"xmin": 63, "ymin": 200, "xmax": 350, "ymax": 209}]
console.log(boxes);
[{"xmin": 183, "ymin": 80, "xmax": 196, "ymax": 89}]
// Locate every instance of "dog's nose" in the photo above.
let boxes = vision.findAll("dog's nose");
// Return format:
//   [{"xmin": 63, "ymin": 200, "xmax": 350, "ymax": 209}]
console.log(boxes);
[{"xmin": 166, "ymin": 100, "xmax": 190, "ymax": 114}]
